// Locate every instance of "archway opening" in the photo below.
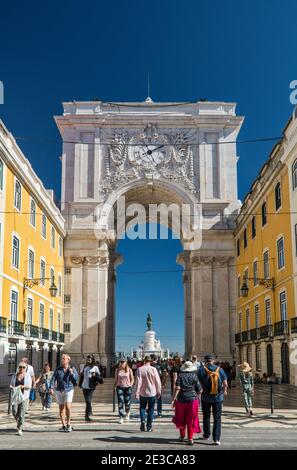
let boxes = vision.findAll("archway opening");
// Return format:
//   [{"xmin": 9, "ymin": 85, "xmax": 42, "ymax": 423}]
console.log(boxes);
[{"xmin": 115, "ymin": 223, "xmax": 184, "ymax": 360}]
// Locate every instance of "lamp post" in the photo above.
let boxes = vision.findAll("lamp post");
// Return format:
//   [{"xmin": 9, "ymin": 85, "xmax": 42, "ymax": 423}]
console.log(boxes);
[
  {"xmin": 240, "ymin": 277, "xmax": 275, "ymax": 297},
  {"xmin": 23, "ymin": 277, "xmax": 58, "ymax": 298}
]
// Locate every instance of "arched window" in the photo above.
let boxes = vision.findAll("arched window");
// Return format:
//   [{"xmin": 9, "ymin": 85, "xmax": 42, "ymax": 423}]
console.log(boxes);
[
  {"xmin": 275, "ymin": 182, "xmax": 281, "ymax": 210},
  {"xmin": 292, "ymin": 159, "xmax": 297, "ymax": 190}
]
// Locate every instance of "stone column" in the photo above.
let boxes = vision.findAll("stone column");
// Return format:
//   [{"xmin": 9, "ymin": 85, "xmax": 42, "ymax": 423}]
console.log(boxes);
[
  {"xmin": 69, "ymin": 256, "xmax": 84, "ymax": 354},
  {"xmin": 212, "ymin": 256, "xmax": 231, "ymax": 360},
  {"xmin": 177, "ymin": 252, "xmax": 193, "ymax": 357},
  {"xmin": 228, "ymin": 257, "xmax": 237, "ymax": 359}
]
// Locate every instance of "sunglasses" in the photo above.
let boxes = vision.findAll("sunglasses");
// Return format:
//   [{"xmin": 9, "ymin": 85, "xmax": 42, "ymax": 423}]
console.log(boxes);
[{"xmin": 19, "ymin": 366, "xmax": 26, "ymax": 369}]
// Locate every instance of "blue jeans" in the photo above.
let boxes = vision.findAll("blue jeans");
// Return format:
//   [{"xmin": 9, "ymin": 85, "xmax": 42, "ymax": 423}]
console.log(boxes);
[
  {"xmin": 40, "ymin": 391, "xmax": 52, "ymax": 408},
  {"xmin": 139, "ymin": 396, "xmax": 155, "ymax": 430},
  {"xmin": 157, "ymin": 395, "xmax": 162, "ymax": 416},
  {"xmin": 201, "ymin": 400, "xmax": 222, "ymax": 442},
  {"xmin": 116, "ymin": 387, "xmax": 132, "ymax": 418}
]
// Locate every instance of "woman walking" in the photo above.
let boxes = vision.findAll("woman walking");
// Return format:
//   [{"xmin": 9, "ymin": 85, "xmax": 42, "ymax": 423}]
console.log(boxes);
[
  {"xmin": 114, "ymin": 358, "xmax": 134, "ymax": 424},
  {"xmin": 238, "ymin": 362, "xmax": 254, "ymax": 416},
  {"xmin": 79, "ymin": 355, "xmax": 101, "ymax": 421},
  {"xmin": 10, "ymin": 362, "xmax": 32, "ymax": 436},
  {"xmin": 172, "ymin": 360, "xmax": 202, "ymax": 446},
  {"xmin": 35, "ymin": 362, "xmax": 54, "ymax": 411}
]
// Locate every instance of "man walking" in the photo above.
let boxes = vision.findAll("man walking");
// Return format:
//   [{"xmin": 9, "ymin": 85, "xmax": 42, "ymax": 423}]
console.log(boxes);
[
  {"xmin": 49, "ymin": 353, "xmax": 78, "ymax": 432},
  {"xmin": 135, "ymin": 356, "xmax": 162, "ymax": 432},
  {"xmin": 198, "ymin": 354, "xmax": 227, "ymax": 445}
]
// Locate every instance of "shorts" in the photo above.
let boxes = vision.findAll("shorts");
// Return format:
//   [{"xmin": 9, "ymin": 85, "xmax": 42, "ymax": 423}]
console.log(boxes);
[{"xmin": 55, "ymin": 389, "xmax": 74, "ymax": 405}]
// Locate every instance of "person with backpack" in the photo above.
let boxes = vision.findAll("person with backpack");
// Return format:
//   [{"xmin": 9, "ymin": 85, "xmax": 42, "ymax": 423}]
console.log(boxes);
[
  {"xmin": 172, "ymin": 360, "xmax": 202, "ymax": 446},
  {"xmin": 238, "ymin": 362, "xmax": 254, "ymax": 416},
  {"xmin": 78, "ymin": 355, "xmax": 102, "ymax": 421},
  {"xmin": 198, "ymin": 354, "xmax": 228, "ymax": 445}
]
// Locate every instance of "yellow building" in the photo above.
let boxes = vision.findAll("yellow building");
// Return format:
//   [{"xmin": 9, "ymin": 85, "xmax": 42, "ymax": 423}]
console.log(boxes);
[
  {"xmin": 235, "ymin": 112, "xmax": 297, "ymax": 385},
  {"xmin": 0, "ymin": 120, "xmax": 65, "ymax": 386}
]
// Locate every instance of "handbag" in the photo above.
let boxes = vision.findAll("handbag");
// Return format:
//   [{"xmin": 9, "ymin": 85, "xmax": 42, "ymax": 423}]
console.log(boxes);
[
  {"xmin": 29, "ymin": 387, "xmax": 36, "ymax": 401},
  {"xmin": 11, "ymin": 387, "xmax": 24, "ymax": 407}
]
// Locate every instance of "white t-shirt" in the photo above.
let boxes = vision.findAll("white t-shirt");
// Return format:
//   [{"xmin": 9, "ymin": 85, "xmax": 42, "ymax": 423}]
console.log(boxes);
[
  {"xmin": 27, "ymin": 364, "xmax": 35, "ymax": 378},
  {"xmin": 80, "ymin": 365, "xmax": 100, "ymax": 389}
]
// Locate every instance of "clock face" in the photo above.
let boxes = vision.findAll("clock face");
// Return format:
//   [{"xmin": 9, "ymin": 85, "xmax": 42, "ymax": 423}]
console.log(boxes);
[{"xmin": 130, "ymin": 143, "xmax": 167, "ymax": 167}]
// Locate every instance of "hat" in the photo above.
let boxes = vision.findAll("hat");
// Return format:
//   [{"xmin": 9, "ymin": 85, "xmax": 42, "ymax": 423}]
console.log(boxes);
[
  {"xmin": 239, "ymin": 362, "xmax": 252, "ymax": 372},
  {"xmin": 180, "ymin": 361, "xmax": 197, "ymax": 373},
  {"xmin": 204, "ymin": 353, "xmax": 215, "ymax": 361}
]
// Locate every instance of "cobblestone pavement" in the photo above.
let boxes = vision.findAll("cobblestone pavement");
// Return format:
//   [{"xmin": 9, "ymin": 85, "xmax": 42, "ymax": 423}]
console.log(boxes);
[{"xmin": 0, "ymin": 379, "xmax": 296, "ymax": 449}]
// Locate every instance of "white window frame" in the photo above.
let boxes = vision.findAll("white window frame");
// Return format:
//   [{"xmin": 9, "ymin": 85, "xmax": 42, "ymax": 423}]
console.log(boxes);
[
  {"xmin": 59, "ymin": 236, "xmax": 63, "ymax": 258},
  {"xmin": 27, "ymin": 296, "xmax": 34, "ymax": 325},
  {"xmin": 279, "ymin": 290, "xmax": 287, "ymax": 321},
  {"xmin": 51, "ymin": 225, "xmax": 55, "ymax": 249},
  {"xmin": 14, "ymin": 178, "xmax": 22, "ymax": 212},
  {"xmin": 49, "ymin": 307, "xmax": 54, "ymax": 332},
  {"xmin": 58, "ymin": 274, "xmax": 62, "ymax": 298},
  {"xmin": 11, "ymin": 233, "xmax": 20, "ymax": 270},
  {"xmin": 277, "ymin": 236, "xmax": 285, "ymax": 270},
  {"xmin": 28, "ymin": 246, "xmax": 35, "ymax": 279},
  {"xmin": 263, "ymin": 249, "xmax": 269, "ymax": 279},
  {"xmin": 265, "ymin": 297, "xmax": 272, "ymax": 325},
  {"xmin": 40, "ymin": 257, "xmax": 46, "ymax": 286},
  {"xmin": 41, "ymin": 212, "xmax": 47, "ymax": 239},
  {"xmin": 10, "ymin": 287, "xmax": 19, "ymax": 321},
  {"xmin": 39, "ymin": 302, "xmax": 45, "ymax": 329},
  {"xmin": 253, "ymin": 259, "xmax": 259, "ymax": 286},
  {"xmin": 254, "ymin": 303, "xmax": 260, "ymax": 329},
  {"xmin": 30, "ymin": 198, "xmax": 36, "ymax": 228}
]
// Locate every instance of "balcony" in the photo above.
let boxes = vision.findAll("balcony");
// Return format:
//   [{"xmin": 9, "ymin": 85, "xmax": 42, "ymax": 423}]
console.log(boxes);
[
  {"xmin": 235, "ymin": 332, "xmax": 242, "ymax": 343},
  {"xmin": 260, "ymin": 324, "xmax": 273, "ymax": 339},
  {"xmin": 25, "ymin": 324, "xmax": 39, "ymax": 338},
  {"xmin": 41, "ymin": 328, "xmax": 50, "ymax": 340},
  {"xmin": 241, "ymin": 330, "xmax": 250, "ymax": 342},
  {"xmin": 250, "ymin": 328, "xmax": 260, "ymax": 340},
  {"xmin": 274, "ymin": 320, "xmax": 289, "ymax": 337},
  {"xmin": 8, "ymin": 320, "xmax": 24, "ymax": 336},
  {"xmin": 0, "ymin": 317, "xmax": 7, "ymax": 333},
  {"xmin": 51, "ymin": 330, "xmax": 57, "ymax": 341},
  {"xmin": 291, "ymin": 317, "xmax": 297, "ymax": 334}
]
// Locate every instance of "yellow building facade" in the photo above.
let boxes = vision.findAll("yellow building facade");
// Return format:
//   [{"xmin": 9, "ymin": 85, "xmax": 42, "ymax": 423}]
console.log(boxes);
[
  {"xmin": 235, "ymin": 112, "xmax": 297, "ymax": 385},
  {"xmin": 0, "ymin": 120, "xmax": 65, "ymax": 386}
]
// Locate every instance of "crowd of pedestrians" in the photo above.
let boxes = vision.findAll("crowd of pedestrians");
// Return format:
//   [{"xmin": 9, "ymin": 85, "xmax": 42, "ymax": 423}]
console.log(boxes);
[{"xmin": 8, "ymin": 352, "xmax": 257, "ymax": 445}]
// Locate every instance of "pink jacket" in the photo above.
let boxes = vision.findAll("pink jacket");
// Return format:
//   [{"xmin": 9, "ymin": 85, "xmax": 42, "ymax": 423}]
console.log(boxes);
[{"xmin": 135, "ymin": 364, "xmax": 162, "ymax": 398}]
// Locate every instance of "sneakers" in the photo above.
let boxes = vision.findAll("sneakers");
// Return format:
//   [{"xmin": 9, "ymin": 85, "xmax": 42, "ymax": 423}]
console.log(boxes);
[
  {"xmin": 140, "ymin": 422, "xmax": 146, "ymax": 432},
  {"xmin": 188, "ymin": 440, "xmax": 194, "ymax": 446},
  {"xmin": 118, "ymin": 417, "xmax": 124, "ymax": 424},
  {"xmin": 214, "ymin": 441, "xmax": 221, "ymax": 446},
  {"xmin": 16, "ymin": 428, "xmax": 23, "ymax": 436},
  {"xmin": 59, "ymin": 426, "xmax": 67, "ymax": 432},
  {"xmin": 85, "ymin": 416, "xmax": 92, "ymax": 422},
  {"xmin": 124, "ymin": 413, "xmax": 130, "ymax": 422},
  {"xmin": 147, "ymin": 427, "xmax": 153, "ymax": 432},
  {"xmin": 179, "ymin": 436, "xmax": 185, "ymax": 442},
  {"xmin": 202, "ymin": 435, "xmax": 210, "ymax": 440},
  {"xmin": 66, "ymin": 425, "xmax": 73, "ymax": 432}
]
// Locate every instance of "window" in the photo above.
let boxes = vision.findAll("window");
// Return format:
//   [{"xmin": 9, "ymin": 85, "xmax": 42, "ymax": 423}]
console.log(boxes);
[
  {"xmin": 64, "ymin": 323, "xmax": 71, "ymax": 333},
  {"xmin": 0, "ymin": 158, "xmax": 3, "ymax": 191},
  {"xmin": 237, "ymin": 239, "xmax": 240, "ymax": 257},
  {"xmin": 265, "ymin": 298, "xmax": 272, "ymax": 325},
  {"xmin": 50, "ymin": 267, "xmax": 55, "ymax": 284},
  {"xmin": 275, "ymin": 182, "xmax": 282, "ymax": 210},
  {"xmin": 253, "ymin": 260, "xmax": 258, "ymax": 286},
  {"xmin": 277, "ymin": 237, "xmax": 285, "ymax": 269},
  {"xmin": 58, "ymin": 275, "xmax": 62, "ymax": 297},
  {"xmin": 51, "ymin": 226, "xmax": 55, "ymax": 249},
  {"xmin": 12, "ymin": 235, "xmax": 20, "ymax": 269},
  {"xmin": 280, "ymin": 291, "xmax": 287, "ymax": 321},
  {"xmin": 251, "ymin": 216, "xmax": 256, "ymax": 239},
  {"xmin": 64, "ymin": 295, "xmax": 71, "ymax": 304},
  {"xmin": 41, "ymin": 213, "xmax": 47, "ymax": 239},
  {"xmin": 238, "ymin": 312, "xmax": 242, "ymax": 332},
  {"xmin": 261, "ymin": 202, "xmax": 267, "ymax": 227},
  {"xmin": 256, "ymin": 346, "xmax": 261, "ymax": 370},
  {"xmin": 10, "ymin": 290, "xmax": 18, "ymax": 321},
  {"xmin": 237, "ymin": 277, "xmax": 241, "ymax": 298},
  {"xmin": 254, "ymin": 304, "xmax": 260, "ymax": 329},
  {"xmin": 40, "ymin": 259, "xmax": 46, "ymax": 286},
  {"xmin": 28, "ymin": 249, "xmax": 35, "ymax": 278},
  {"xmin": 30, "ymin": 199, "xmax": 36, "ymax": 227},
  {"xmin": 27, "ymin": 298, "xmax": 33, "ymax": 325},
  {"xmin": 243, "ymin": 228, "xmax": 248, "ymax": 248},
  {"xmin": 293, "ymin": 159, "xmax": 297, "ymax": 190},
  {"xmin": 246, "ymin": 308, "xmax": 250, "ymax": 330},
  {"xmin": 14, "ymin": 180, "xmax": 21, "ymax": 211},
  {"xmin": 57, "ymin": 312, "xmax": 61, "ymax": 333},
  {"xmin": 244, "ymin": 268, "xmax": 249, "ymax": 287},
  {"xmin": 59, "ymin": 237, "xmax": 63, "ymax": 257},
  {"xmin": 49, "ymin": 308, "xmax": 54, "ymax": 331},
  {"xmin": 263, "ymin": 250, "xmax": 269, "ymax": 279},
  {"xmin": 39, "ymin": 303, "xmax": 45, "ymax": 328},
  {"xmin": 8, "ymin": 343, "xmax": 17, "ymax": 375}
]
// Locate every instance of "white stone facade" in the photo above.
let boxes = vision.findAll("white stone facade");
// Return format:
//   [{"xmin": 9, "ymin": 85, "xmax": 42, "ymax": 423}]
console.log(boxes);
[{"xmin": 55, "ymin": 100, "xmax": 243, "ymax": 373}]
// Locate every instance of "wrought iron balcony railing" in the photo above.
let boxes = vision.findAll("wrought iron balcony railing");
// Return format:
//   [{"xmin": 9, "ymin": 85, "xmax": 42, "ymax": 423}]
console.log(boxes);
[
  {"xmin": 250, "ymin": 328, "xmax": 260, "ymax": 340},
  {"xmin": 291, "ymin": 317, "xmax": 297, "ymax": 334},
  {"xmin": 8, "ymin": 320, "xmax": 24, "ymax": 336},
  {"xmin": 25, "ymin": 324, "xmax": 39, "ymax": 338},
  {"xmin": 260, "ymin": 324, "xmax": 273, "ymax": 339},
  {"xmin": 274, "ymin": 320, "xmax": 289, "ymax": 336},
  {"xmin": 0, "ymin": 317, "xmax": 7, "ymax": 333},
  {"xmin": 41, "ymin": 328, "xmax": 50, "ymax": 340}
]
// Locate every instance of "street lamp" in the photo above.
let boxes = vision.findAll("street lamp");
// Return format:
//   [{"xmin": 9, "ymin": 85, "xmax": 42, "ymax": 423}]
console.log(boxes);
[
  {"xmin": 240, "ymin": 277, "xmax": 275, "ymax": 297},
  {"xmin": 23, "ymin": 277, "xmax": 58, "ymax": 298}
]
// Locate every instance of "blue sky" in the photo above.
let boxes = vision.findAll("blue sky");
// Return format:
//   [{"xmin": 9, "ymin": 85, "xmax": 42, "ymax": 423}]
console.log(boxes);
[{"xmin": 0, "ymin": 0, "xmax": 296, "ymax": 353}]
